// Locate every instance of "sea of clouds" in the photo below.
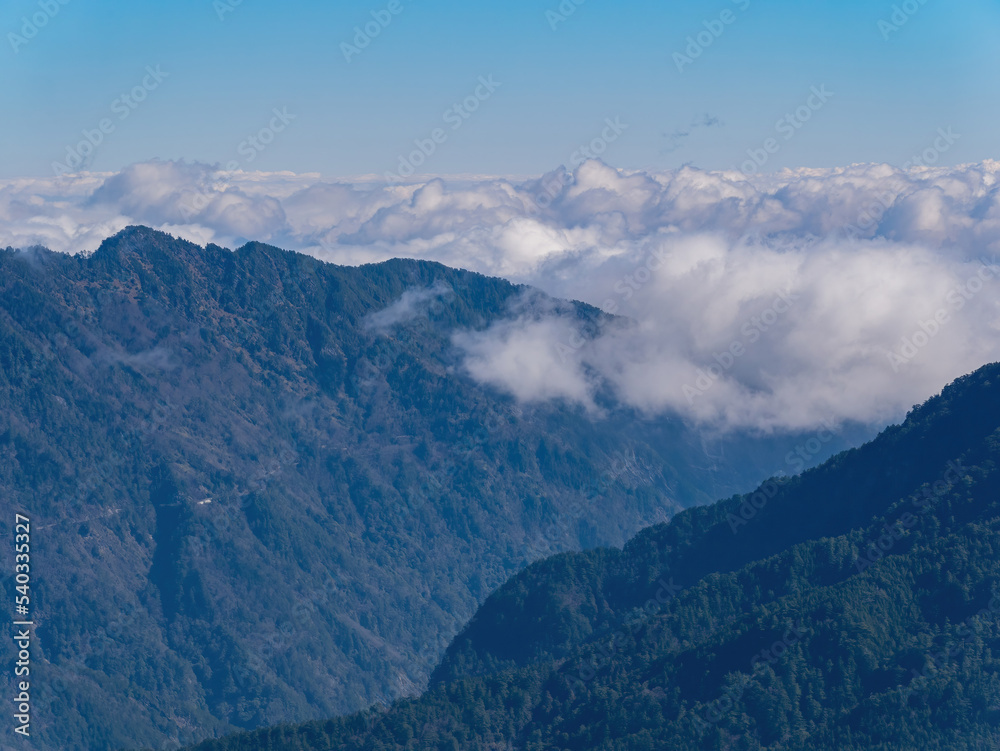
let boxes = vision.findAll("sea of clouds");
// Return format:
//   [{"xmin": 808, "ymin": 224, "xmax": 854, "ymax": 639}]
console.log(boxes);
[{"xmin": 3, "ymin": 158, "xmax": 1000, "ymax": 434}]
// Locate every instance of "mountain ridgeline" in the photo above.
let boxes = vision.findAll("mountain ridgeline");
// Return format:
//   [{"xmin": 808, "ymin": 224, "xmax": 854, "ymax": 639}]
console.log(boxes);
[
  {"xmin": 0, "ymin": 227, "xmax": 848, "ymax": 751},
  {"xmin": 188, "ymin": 362, "xmax": 1000, "ymax": 750}
]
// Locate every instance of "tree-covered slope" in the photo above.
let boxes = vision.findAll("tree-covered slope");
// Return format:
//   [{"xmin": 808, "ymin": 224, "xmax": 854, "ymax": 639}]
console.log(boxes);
[
  {"xmin": 187, "ymin": 363, "xmax": 1000, "ymax": 750},
  {"xmin": 0, "ymin": 227, "xmax": 838, "ymax": 751}
]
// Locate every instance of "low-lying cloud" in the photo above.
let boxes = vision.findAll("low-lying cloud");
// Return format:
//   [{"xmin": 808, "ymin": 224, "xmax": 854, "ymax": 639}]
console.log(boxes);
[
  {"xmin": 3, "ymin": 158, "xmax": 1000, "ymax": 433},
  {"xmin": 365, "ymin": 281, "xmax": 453, "ymax": 331}
]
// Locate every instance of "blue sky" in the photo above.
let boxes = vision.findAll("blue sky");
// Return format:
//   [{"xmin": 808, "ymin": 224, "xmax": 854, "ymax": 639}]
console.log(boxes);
[{"xmin": 2, "ymin": 0, "xmax": 997, "ymax": 178}]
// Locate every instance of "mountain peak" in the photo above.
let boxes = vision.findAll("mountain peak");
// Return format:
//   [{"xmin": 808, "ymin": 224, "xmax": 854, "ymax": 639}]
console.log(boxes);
[
  {"xmin": 93, "ymin": 224, "xmax": 197, "ymax": 260},
  {"xmin": 86, "ymin": 225, "xmax": 226, "ymax": 295}
]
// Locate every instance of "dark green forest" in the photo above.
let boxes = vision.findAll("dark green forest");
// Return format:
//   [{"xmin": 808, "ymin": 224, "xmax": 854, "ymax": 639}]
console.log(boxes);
[
  {"xmin": 0, "ymin": 228, "xmax": 842, "ymax": 750},
  {"xmin": 186, "ymin": 362, "xmax": 1000, "ymax": 750}
]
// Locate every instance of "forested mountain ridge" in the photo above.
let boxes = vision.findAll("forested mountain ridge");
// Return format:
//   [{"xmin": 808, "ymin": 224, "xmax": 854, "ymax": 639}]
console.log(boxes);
[
  {"xmin": 186, "ymin": 362, "xmax": 1000, "ymax": 750},
  {"xmin": 0, "ymin": 227, "xmax": 844, "ymax": 750},
  {"xmin": 433, "ymin": 362, "xmax": 1000, "ymax": 683}
]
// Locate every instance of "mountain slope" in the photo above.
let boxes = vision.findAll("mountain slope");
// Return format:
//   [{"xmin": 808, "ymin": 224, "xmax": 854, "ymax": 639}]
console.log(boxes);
[
  {"xmin": 0, "ymin": 227, "xmax": 847, "ymax": 751},
  {"xmin": 188, "ymin": 362, "xmax": 1000, "ymax": 750}
]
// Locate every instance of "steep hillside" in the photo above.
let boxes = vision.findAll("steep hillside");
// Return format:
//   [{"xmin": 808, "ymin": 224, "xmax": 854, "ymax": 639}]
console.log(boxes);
[
  {"xmin": 0, "ymin": 227, "xmax": 841, "ymax": 750},
  {"xmin": 189, "ymin": 363, "xmax": 1000, "ymax": 750}
]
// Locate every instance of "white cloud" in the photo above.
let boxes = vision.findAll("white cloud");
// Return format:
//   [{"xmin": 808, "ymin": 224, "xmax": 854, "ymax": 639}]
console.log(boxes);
[
  {"xmin": 4, "ymin": 158, "xmax": 1000, "ymax": 433},
  {"xmin": 365, "ymin": 282, "xmax": 453, "ymax": 331},
  {"xmin": 453, "ymin": 315, "xmax": 597, "ymax": 409}
]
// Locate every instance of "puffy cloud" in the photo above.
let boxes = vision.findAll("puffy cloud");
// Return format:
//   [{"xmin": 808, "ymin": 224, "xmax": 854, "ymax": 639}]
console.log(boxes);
[
  {"xmin": 3, "ymin": 158, "xmax": 1000, "ymax": 433},
  {"xmin": 452, "ymin": 233, "xmax": 1000, "ymax": 432},
  {"xmin": 89, "ymin": 161, "xmax": 290, "ymax": 241},
  {"xmin": 454, "ymin": 315, "xmax": 597, "ymax": 409}
]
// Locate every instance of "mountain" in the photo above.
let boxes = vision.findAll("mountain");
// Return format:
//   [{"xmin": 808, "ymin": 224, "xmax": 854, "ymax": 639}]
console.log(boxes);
[
  {"xmin": 0, "ymin": 227, "xmax": 852, "ymax": 751},
  {"xmin": 186, "ymin": 361, "xmax": 1000, "ymax": 750}
]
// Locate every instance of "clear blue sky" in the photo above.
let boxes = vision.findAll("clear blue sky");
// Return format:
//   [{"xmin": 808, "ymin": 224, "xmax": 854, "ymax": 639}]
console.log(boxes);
[{"xmin": 2, "ymin": 0, "xmax": 997, "ymax": 178}]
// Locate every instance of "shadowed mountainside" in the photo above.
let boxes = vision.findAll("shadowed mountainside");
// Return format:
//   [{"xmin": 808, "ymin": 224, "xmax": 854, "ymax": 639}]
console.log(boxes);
[
  {"xmin": 0, "ymin": 227, "xmax": 859, "ymax": 750},
  {"xmin": 188, "ymin": 362, "xmax": 1000, "ymax": 750}
]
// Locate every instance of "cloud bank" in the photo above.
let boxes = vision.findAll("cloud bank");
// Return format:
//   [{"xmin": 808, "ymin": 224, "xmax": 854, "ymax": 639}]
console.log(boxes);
[{"xmin": 3, "ymin": 158, "xmax": 1000, "ymax": 433}]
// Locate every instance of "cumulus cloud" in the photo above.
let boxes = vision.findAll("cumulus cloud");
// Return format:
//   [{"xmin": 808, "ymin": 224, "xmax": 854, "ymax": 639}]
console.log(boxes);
[{"xmin": 3, "ymin": 158, "xmax": 1000, "ymax": 433}]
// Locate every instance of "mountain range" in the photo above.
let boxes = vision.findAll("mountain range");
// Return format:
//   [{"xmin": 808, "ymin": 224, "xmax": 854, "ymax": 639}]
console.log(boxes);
[
  {"xmin": 186, "ymin": 359, "xmax": 1000, "ymax": 750},
  {"xmin": 0, "ymin": 227, "xmax": 857, "ymax": 750}
]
